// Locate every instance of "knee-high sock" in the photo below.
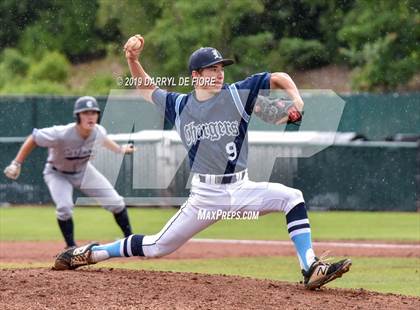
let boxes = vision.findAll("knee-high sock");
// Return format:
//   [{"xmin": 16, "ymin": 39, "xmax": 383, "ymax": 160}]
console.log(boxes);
[
  {"xmin": 57, "ymin": 218, "xmax": 76, "ymax": 247},
  {"xmin": 286, "ymin": 203, "xmax": 315, "ymax": 271},
  {"xmin": 90, "ymin": 234, "xmax": 144, "ymax": 262},
  {"xmin": 113, "ymin": 208, "xmax": 132, "ymax": 237}
]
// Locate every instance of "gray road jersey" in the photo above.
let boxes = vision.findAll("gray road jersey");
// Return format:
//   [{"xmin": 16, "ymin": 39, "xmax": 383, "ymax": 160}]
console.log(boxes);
[
  {"xmin": 154, "ymin": 88, "xmax": 250, "ymax": 174},
  {"xmin": 153, "ymin": 72, "xmax": 271, "ymax": 174},
  {"xmin": 32, "ymin": 123, "xmax": 107, "ymax": 173}
]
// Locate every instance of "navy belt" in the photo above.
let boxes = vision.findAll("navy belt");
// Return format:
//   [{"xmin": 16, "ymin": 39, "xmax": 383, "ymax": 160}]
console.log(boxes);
[
  {"xmin": 52, "ymin": 166, "xmax": 78, "ymax": 175},
  {"xmin": 198, "ymin": 170, "xmax": 246, "ymax": 184}
]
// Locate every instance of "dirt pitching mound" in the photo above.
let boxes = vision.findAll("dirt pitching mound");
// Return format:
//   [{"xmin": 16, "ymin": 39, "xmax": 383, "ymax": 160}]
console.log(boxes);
[{"xmin": 1, "ymin": 268, "xmax": 419, "ymax": 310}]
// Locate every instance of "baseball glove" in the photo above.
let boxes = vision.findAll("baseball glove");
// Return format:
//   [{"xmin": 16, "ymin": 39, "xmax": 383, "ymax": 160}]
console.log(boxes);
[{"xmin": 254, "ymin": 96, "xmax": 303, "ymax": 125}]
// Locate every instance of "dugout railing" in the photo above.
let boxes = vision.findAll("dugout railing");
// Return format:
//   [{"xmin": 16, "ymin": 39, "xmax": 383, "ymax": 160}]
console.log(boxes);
[
  {"xmin": 1, "ymin": 93, "xmax": 419, "ymax": 211},
  {"xmin": 0, "ymin": 132, "xmax": 418, "ymax": 211}
]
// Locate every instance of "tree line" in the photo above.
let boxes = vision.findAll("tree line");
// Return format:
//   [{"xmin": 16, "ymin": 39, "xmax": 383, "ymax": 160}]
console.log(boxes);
[{"xmin": 0, "ymin": 0, "xmax": 418, "ymax": 93}]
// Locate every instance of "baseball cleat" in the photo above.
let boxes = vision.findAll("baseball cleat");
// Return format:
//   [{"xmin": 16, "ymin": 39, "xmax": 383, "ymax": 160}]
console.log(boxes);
[
  {"xmin": 302, "ymin": 257, "xmax": 352, "ymax": 290},
  {"xmin": 52, "ymin": 243, "xmax": 99, "ymax": 270}
]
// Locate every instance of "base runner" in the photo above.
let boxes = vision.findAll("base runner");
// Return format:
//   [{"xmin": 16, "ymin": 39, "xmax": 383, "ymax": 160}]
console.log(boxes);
[{"xmin": 4, "ymin": 96, "xmax": 135, "ymax": 248}]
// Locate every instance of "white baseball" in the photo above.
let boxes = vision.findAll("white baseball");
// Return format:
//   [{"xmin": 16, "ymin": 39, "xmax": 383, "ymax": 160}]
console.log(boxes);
[{"xmin": 128, "ymin": 36, "xmax": 142, "ymax": 50}]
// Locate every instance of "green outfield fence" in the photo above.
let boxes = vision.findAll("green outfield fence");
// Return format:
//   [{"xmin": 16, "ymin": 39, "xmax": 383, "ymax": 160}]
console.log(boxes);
[
  {"xmin": 0, "ymin": 94, "xmax": 419, "ymax": 211},
  {"xmin": 1, "ymin": 93, "xmax": 419, "ymax": 139}
]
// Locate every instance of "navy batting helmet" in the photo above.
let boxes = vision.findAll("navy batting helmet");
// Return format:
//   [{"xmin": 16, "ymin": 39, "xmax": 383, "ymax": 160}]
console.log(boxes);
[{"xmin": 73, "ymin": 96, "xmax": 100, "ymax": 117}]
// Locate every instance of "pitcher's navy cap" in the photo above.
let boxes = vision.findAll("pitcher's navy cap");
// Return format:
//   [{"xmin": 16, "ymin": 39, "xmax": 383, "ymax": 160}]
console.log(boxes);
[{"xmin": 188, "ymin": 47, "xmax": 234, "ymax": 73}]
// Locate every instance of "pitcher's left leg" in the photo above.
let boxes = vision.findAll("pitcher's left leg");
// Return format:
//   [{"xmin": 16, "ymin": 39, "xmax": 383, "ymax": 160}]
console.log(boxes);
[
  {"xmin": 234, "ymin": 180, "xmax": 351, "ymax": 289},
  {"xmin": 233, "ymin": 181, "xmax": 315, "ymax": 270}
]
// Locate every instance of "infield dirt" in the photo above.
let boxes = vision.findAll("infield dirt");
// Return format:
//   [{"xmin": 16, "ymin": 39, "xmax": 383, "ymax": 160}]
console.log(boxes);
[
  {"xmin": 1, "ymin": 268, "xmax": 420, "ymax": 310},
  {"xmin": 1, "ymin": 240, "xmax": 419, "ymax": 309}
]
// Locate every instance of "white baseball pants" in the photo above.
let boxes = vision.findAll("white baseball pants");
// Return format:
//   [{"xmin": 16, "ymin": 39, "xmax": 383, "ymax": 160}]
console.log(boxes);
[
  {"xmin": 44, "ymin": 163, "xmax": 125, "ymax": 220},
  {"xmin": 142, "ymin": 171, "xmax": 304, "ymax": 257}
]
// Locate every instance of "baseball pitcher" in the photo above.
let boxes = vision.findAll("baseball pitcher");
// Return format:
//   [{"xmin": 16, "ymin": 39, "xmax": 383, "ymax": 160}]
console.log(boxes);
[
  {"xmin": 53, "ymin": 36, "xmax": 351, "ymax": 290},
  {"xmin": 4, "ymin": 96, "xmax": 135, "ymax": 248}
]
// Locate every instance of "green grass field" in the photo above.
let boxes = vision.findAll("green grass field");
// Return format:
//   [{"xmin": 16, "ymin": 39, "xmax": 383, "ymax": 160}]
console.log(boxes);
[
  {"xmin": 1, "ymin": 206, "xmax": 419, "ymax": 242},
  {"xmin": 1, "ymin": 206, "xmax": 419, "ymax": 296}
]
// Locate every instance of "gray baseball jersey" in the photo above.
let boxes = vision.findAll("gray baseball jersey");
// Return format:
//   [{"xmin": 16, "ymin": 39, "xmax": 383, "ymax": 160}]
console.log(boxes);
[
  {"xmin": 32, "ymin": 123, "xmax": 107, "ymax": 173},
  {"xmin": 152, "ymin": 72, "xmax": 271, "ymax": 174}
]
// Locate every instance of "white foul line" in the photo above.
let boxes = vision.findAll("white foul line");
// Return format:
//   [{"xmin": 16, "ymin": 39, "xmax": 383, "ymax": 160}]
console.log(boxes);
[{"xmin": 190, "ymin": 238, "xmax": 420, "ymax": 250}]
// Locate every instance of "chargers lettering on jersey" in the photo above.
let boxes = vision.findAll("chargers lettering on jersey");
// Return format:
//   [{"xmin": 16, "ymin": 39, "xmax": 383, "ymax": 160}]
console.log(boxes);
[{"xmin": 184, "ymin": 120, "xmax": 239, "ymax": 146}]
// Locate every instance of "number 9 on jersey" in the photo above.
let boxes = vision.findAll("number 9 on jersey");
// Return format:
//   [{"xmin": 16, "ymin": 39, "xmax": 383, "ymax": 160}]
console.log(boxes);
[{"xmin": 226, "ymin": 142, "xmax": 237, "ymax": 161}]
